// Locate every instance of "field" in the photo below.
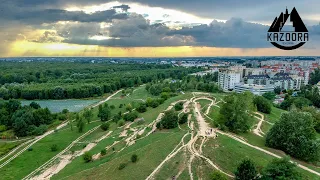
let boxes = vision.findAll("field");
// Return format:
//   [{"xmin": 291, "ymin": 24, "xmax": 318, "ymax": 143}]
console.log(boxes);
[{"xmin": 1, "ymin": 86, "xmax": 320, "ymax": 180}]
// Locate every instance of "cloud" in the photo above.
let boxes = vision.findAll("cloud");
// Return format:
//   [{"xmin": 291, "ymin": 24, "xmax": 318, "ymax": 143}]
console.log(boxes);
[
  {"xmin": 113, "ymin": 4, "xmax": 130, "ymax": 12},
  {"xmin": 0, "ymin": 1, "xmax": 128, "ymax": 24},
  {"xmin": 61, "ymin": 14, "xmax": 195, "ymax": 47}
]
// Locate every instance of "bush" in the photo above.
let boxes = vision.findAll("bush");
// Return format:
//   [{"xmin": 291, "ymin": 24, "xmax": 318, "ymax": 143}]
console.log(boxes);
[
  {"xmin": 27, "ymin": 147, "xmax": 33, "ymax": 151},
  {"xmin": 253, "ymin": 96, "xmax": 272, "ymax": 114},
  {"xmin": 159, "ymin": 110, "xmax": 178, "ymax": 129},
  {"xmin": 119, "ymin": 104, "xmax": 123, "ymax": 108},
  {"xmin": 261, "ymin": 157, "xmax": 301, "ymax": 179},
  {"xmin": 136, "ymin": 103, "xmax": 147, "ymax": 113},
  {"xmin": 211, "ymin": 171, "xmax": 228, "ymax": 180},
  {"xmin": 83, "ymin": 152, "xmax": 92, "ymax": 163},
  {"xmin": 110, "ymin": 105, "xmax": 115, "ymax": 109},
  {"xmin": 32, "ymin": 125, "xmax": 48, "ymax": 136},
  {"xmin": 179, "ymin": 113, "xmax": 188, "ymax": 124},
  {"xmin": 131, "ymin": 154, "xmax": 138, "ymax": 163},
  {"xmin": 50, "ymin": 144, "xmax": 58, "ymax": 152},
  {"xmin": 235, "ymin": 159, "xmax": 258, "ymax": 180},
  {"xmin": 136, "ymin": 118, "xmax": 145, "ymax": 125},
  {"xmin": 0, "ymin": 125, "xmax": 7, "ymax": 132},
  {"xmin": 174, "ymin": 102, "xmax": 184, "ymax": 111},
  {"xmin": 123, "ymin": 112, "xmax": 138, "ymax": 122},
  {"xmin": 118, "ymin": 163, "xmax": 127, "ymax": 170},
  {"xmin": 118, "ymin": 120, "xmax": 125, "ymax": 127},
  {"xmin": 266, "ymin": 111, "xmax": 320, "ymax": 162},
  {"xmin": 101, "ymin": 122, "xmax": 110, "ymax": 131},
  {"xmin": 101, "ymin": 149, "xmax": 107, "ymax": 156}
]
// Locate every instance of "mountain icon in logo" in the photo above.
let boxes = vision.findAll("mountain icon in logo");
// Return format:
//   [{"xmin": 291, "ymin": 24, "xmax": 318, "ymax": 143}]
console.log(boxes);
[{"xmin": 267, "ymin": 7, "xmax": 309, "ymax": 50}]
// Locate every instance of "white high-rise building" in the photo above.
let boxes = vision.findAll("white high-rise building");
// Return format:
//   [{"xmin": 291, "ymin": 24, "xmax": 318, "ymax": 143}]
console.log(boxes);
[{"xmin": 218, "ymin": 70, "xmax": 241, "ymax": 91}]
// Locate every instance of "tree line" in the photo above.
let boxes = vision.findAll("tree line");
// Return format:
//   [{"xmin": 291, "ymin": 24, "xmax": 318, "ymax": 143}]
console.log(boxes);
[
  {"xmin": 0, "ymin": 62, "xmax": 199, "ymax": 100},
  {"xmin": 0, "ymin": 100, "xmax": 66, "ymax": 138}
]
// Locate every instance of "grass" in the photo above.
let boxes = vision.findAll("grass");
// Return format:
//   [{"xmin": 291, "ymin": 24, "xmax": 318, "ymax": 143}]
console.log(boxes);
[
  {"xmin": 0, "ymin": 121, "xmax": 102, "ymax": 180},
  {"xmin": 203, "ymin": 134, "xmax": 319, "ymax": 180},
  {"xmin": 0, "ymin": 141, "xmax": 22, "ymax": 158},
  {"xmin": 195, "ymin": 99, "xmax": 211, "ymax": 113},
  {"xmin": 264, "ymin": 106, "xmax": 286, "ymax": 123},
  {"xmin": 52, "ymin": 129, "xmax": 186, "ymax": 180}
]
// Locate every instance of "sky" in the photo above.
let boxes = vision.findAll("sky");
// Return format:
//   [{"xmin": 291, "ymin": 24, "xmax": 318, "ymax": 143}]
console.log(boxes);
[{"xmin": 0, "ymin": 0, "xmax": 320, "ymax": 57}]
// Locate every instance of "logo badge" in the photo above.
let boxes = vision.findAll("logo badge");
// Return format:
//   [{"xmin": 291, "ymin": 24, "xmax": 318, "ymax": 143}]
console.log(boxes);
[{"xmin": 267, "ymin": 7, "xmax": 308, "ymax": 50}]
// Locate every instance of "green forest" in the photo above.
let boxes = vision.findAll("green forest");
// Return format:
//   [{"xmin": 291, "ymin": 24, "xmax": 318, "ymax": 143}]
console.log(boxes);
[{"xmin": 0, "ymin": 62, "xmax": 199, "ymax": 100}]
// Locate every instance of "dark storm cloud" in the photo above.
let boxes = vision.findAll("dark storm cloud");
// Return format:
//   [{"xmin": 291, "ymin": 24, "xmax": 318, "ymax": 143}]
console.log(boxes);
[
  {"xmin": 61, "ymin": 14, "xmax": 195, "ymax": 47},
  {"xmin": 0, "ymin": 8, "xmax": 127, "ymax": 24},
  {"xmin": 7, "ymin": 0, "xmax": 320, "ymax": 25}
]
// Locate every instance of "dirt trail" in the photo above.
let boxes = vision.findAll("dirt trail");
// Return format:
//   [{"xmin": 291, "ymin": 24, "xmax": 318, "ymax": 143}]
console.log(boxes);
[
  {"xmin": 26, "ymin": 126, "xmax": 101, "ymax": 180},
  {"xmin": 92, "ymin": 90, "xmax": 123, "ymax": 108},
  {"xmin": 0, "ymin": 121, "xmax": 69, "ymax": 169},
  {"xmin": 253, "ymin": 112, "xmax": 265, "ymax": 137},
  {"xmin": 145, "ymin": 95, "xmax": 234, "ymax": 180}
]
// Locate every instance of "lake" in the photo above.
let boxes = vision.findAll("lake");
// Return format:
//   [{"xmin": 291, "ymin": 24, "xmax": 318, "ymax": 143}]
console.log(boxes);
[{"xmin": 21, "ymin": 99, "xmax": 100, "ymax": 113}]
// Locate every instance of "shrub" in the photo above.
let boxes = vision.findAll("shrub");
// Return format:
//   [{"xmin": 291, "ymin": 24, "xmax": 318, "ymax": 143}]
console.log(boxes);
[
  {"xmin": 27, "ymin": 147, "xmax": 33, "ymax": 151},
  {"xmin": 174, "ymin": 102, "xmax": 184, "ymax": 111},
  {"xmin": 235, "ymin": 159, "xmax": 258, "ymax": 180},
  {"xmin": 118, "ymin": 163, "xmax": 127, "ymax": 170},
  {"xmin": 0, "ymin": 125, "xmax": 7, "ymax": 132},
  {"xmin": 101, "ymin": 122, "xmax": 110, "ymax": 131},
  {"xmin": 118, "ymin": 120, "xmax": 125, "ymax": 127},
  {"xmin": 110, "ymin": 105, "xmax": 115, "ymax": 109},
  {"xmin": 123, "ymin": 112, "xmax": 138, "ymax": 122},
  {"xmin": 83, "ymin": 152, "xmax": 92, "ymax": 163},
  {"xmin": 211, "ymin": 171, "xmax": 228, "ymax": 180},
  {"xmin": 253, "ymin": 96, "xmax": 272, "ymax": 114},
  {"xmin": 179, "ymin": 113, "xmax": 188, "ymax": 124},
  {"xmin": 50, "ymin": 144, "xmax": 58, "ymax": 152},
  {"xmin": 101, "ymin": 149, "xmax": 107, "ymax": 156},
  {"xmin": 159, "ymin": 110, "xmax": 178, "ymax": 129},
  {"xmin": 131, "ymin": 154, "xmax": 138, "ymax": 163},
  {"xmin": 136, "ymin": 103, "xmax": 147, "ymax": 113}
]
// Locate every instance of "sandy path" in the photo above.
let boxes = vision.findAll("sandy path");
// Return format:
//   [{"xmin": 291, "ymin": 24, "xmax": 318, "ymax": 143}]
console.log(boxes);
[
  {"xmin": 146, "ymin": 96, "xmax": 234, "ymax": 180},
  {"xmin": 25, "ymin": 126, "xmax": 100, "ymax": 180},
  {"xmin": 253, "ymin": 112, "xmax": 265, "ymax": 137},
  {"xmin": 0, "ymin": 121, "xmax": 69, "ymax": 169},
  {"xmin": 92, "ymin": 90, "xmax": 123, "ymax": 108}
]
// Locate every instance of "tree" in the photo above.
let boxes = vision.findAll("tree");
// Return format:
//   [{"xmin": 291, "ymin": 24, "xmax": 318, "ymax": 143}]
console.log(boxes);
[
  {"xmin": 136, "ymin": 103, "xmax": 147, "ymax": 113},
  {"xmin": 123, "ymin": 112, "xmax": 138, "ymax": 122},
  {"xmin": 266, "ymin": 111, "xmax": 320, "ymax": 162},
  {"xmin": 274, "ymin": 87, "xmax": 281, "ymax": 94},
  {"xmin": 179, "ymin": 113, "xmax": 188, "ymax": 124},
  {"xmin": 253, "ymin": 96, "xmax": 272, "ymax": 114},
  {"xmin": 30, "ymin": 102, "xmax": 41, "ymax": 109},
  {"xmin": 309, "ymin": 68, "xmax": 320, "ymax": 85},
  {"xmin": 302, "ymin": 106, "xmax": 320, "ymax": 133},
  {"xmin": 98, "ymin": 105, "xmax": 111, "ymax": 122},
  {"xmin": 101, "ymin": 122, "xmax": 110, "ymax": 131},
  {"xmin": 159, "ymin": 110, "xmax": 178, "ymax": 129},
  {"xmin": 218, "ymin": 92, "xmax": 255, "ymax": 133},
  {"xmin": 234, "ymin": 159, "xmax": 258, "ymax": 180},
  {"xmin": 83, "ymin": 152, "xmax": 92, "ymax": 163},
  {"xmin": 174, "ymin": 102, "xmax": 184, "ymax": 111},
  {"xmin": 125, "ymin": 103, "xmax": 133, "ymax": 112},
  {"xmin": 83, "ymin": 108, "xmax": 93, "ymax": 124},
  {"xmin": 131, "ymin": 154, "xmax": 138, "ymax": 163},
  {"xmin": 262, "ymin": 92, "xmax": 276, "ymax": 101},
  {"xmin": 211, "ymin": 171, "xmax": 228, "ymax": 180},
  {"xmin": 261, "ymin": 157, "xmax": 301, "ymax": 180},
  {"xmin": 101, "ymin": 149, "xmax": 107, "ymax": 156},
  {"xmin": 77, "ymin": 117, "xmax": 85, "ymax": 133}
]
